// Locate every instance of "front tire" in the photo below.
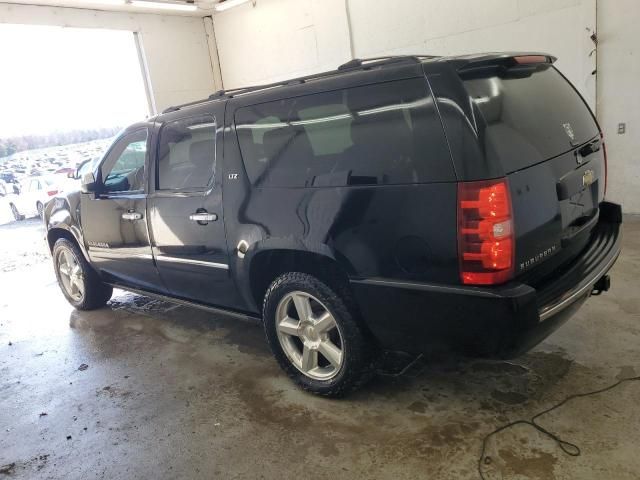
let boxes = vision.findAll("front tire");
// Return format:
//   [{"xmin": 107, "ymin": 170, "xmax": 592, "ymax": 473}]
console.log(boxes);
[
  {"xmin": 53, "ymin": 238, "xmax": 112, "ymax": 310},
  {"xmin": 263, "ymin": 272, "xmax": 372, "ymax": 397},
  {"xmin": 36, "ymin": 202, "xmax": 44, "ymax": 219}
]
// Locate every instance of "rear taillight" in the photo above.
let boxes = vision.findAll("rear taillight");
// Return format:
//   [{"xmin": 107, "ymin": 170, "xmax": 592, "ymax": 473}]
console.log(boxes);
[
  {"xmin": 457, "ymin": 178, "xmax": 514, "ymax": 285},
  {"xmin": 47, "ymin": 190, "xmax": 58, "ymax": 197},
  {"xmin": 600, "ymin": 132, "xmax": 608, "ymax": 197}
]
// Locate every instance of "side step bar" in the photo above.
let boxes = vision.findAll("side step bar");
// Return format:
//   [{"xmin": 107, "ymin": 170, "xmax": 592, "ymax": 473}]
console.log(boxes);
[{"xmin": 106, "ymin": 283, "xmax": 261, "ymax": 324}]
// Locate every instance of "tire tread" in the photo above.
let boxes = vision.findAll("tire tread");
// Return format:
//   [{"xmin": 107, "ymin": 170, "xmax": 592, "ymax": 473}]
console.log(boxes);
[{"xmin": 263, "ymin": 272, "xmax": 373, "ymax": 397}]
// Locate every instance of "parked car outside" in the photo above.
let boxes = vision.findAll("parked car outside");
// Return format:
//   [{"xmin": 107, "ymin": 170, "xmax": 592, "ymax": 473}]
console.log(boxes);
[
  {"xmin": 0, "ymin": 172, "xmax": 18, "ymax": 184},
  {"xmin": 8, "ymin": 175, "xmax": 63, "ymax": 220},
  {"xmin": 44, "ymin": 53, "xmax": 621, "ymax": 396}
]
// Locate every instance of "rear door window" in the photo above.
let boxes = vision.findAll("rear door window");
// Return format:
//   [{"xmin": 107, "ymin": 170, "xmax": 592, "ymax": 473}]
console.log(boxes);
[
  {"xmin": 156, "ymin": 115, "xmax": 216, "ymax": 191},
  {"xmin": 235, "ymin": 78, "xmax": 453, "ymax": 187},
  {"xmin": 463, "ymin": 65, "xmax": 599, "ymax": 172}
]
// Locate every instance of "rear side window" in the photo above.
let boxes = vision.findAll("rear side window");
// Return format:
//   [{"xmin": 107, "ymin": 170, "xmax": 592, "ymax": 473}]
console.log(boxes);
[
  {"xmin": 157, "ymin": 115, "xmax": 216, "ymax": 191},
  {"xmin": 463, "ymin": 65, "xmax": 599, "ymax": 172},
  {"xmin": 235, "ymin": 78, "xmax": 453, "ymax": 187}
]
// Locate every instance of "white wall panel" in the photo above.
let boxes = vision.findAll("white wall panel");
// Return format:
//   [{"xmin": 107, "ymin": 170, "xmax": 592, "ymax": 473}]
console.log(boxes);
[
  {"xmin": 213, "ymin": 0, "xmax": 351, "ymax": 87},
  {"xmin": 348, "ymin": 0, "xmax": 519, "ymax": 56},
  {"xmin": 348, "ymin": 0, "xmax": 596, "ymax": 108},
  {"xmin": 0, "ymin": 3, "xmax": 218, "ymax": 113},
  {"xmin": 214, "ymin": 0, "xmax": 596, "ymax": 106},
  {"xmin": 597, "ymin": 0, "xmax": 640, "ymax": 213}
]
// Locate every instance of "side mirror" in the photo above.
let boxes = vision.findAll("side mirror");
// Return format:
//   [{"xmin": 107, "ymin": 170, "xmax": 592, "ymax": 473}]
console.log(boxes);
[{"xmin": 81, "ymin": 172, "xmax": 97, "ymax": 193}]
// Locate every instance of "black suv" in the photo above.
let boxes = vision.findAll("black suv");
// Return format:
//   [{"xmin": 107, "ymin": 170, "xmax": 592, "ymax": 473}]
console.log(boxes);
[{"xmin": 45, "ymin": 53, "xmax": 622, "ymax": 396}]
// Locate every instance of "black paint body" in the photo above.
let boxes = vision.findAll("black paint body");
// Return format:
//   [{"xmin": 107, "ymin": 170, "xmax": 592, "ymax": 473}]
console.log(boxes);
[{"xmin": 45, "ymin": 53, "xmax": 622, "ymax": 356}]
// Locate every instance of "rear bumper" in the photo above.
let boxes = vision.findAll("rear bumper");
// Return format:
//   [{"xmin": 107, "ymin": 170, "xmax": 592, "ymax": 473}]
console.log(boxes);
[{"xmin": 350, "ymin": 202, "xmax": 622, "ymax": 357}]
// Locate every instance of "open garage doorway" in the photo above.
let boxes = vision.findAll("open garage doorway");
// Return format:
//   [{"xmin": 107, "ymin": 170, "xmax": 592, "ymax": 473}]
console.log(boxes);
[{"xmin": 0, "ymin": 24, "xmax": 150, "ymax": 225}]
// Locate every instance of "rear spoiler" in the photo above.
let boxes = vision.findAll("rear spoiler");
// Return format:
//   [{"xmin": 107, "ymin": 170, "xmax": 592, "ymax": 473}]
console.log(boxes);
[{"xmin": 455, "ymin": 52, "xmax": 557, "ymax": 75}]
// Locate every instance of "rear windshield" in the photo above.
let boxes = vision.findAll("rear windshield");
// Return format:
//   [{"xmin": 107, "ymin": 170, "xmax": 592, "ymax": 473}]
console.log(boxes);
[
  {"xmin": 463, "ymin": 65, "xmax": 598, "ymax": 172},
  {"xmin": 235, "ymin": 78, "xmax": 454, "ymax": 187}
]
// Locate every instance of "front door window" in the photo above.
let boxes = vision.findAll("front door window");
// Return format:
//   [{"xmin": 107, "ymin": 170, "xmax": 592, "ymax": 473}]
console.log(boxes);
[{"xmin": 100, "ymin": 130, "xmax": 148, "ymax": 193}]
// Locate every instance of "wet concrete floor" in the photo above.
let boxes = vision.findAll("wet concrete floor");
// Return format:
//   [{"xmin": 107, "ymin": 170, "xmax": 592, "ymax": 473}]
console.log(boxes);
[{"xmin": 1, "ymin": 218, "xmax": 639, "ymax": 479}]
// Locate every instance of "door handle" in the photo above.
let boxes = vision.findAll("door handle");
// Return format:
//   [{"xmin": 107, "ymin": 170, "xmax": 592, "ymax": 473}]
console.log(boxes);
[
  {"xmin": 189, "ymin": 212, "xmax": 218, "ymax": 223},
  {"xmin": 122, "ymin": 211, "xmax": 143, "ymax": 221}
]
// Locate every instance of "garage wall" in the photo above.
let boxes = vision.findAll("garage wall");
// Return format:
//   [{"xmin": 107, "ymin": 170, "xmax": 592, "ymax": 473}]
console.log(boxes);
[
  {"xmin": 213, "ymin": 0, "xmax": 596, "ymax": 107},
  {"xmin": 0, "ymin": 3, "xmax": 221, "ymax": 114},
  {"xmin": 212, "ymin": 0, "xmax": 352, "ymax": 88},
  {"xmin": 597, "ymin": 0, "xmax": 639, "ymax": 213},
  {"xmin": 348, "ymin": 0, "xmax": 597, "ymax": 108}
]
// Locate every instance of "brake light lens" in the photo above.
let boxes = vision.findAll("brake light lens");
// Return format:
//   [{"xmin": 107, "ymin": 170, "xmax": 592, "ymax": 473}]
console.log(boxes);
[
  {"xmin": 600, "ymin": 132, "xmax": 608, "ymax": 197},
  {"xmin": 514, "ymin": 55, "xmax": 548, "ymax": 64},
  {"xmin": 47, "ymin": 190, "xmax": 58, "ymax": 197},
  {"xmin": 458, "ymin": 178, "xmax": 514, "ymax": 285}
]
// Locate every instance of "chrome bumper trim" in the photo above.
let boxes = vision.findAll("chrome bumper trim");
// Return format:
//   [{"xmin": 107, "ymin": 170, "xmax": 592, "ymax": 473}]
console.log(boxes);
[{"xmin": 538, "ymin": 244, "xmax": 621, "ymax": 321}]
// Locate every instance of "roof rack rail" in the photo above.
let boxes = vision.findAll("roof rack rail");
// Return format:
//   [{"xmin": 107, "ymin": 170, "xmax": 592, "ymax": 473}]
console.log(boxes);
[
  {"xmin": 337, "ymin": 55, "xmax": 438, "ymax": 71},
  {"xmin": 161, "ymin": 54, "xmax": 438, "ymax": 115},
  {"xmin": 208, "ymin": 86, "xmax": 253, "ymax": 99},
  {"xmin": 161, "ymin": 97, "xmax": 211, "ymax": 114}
]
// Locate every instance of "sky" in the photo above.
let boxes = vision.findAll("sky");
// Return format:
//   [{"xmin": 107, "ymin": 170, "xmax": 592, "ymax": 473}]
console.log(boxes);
[{"xmin": 0, "ymin": 24, "xmax": 149, "ymax": 137}]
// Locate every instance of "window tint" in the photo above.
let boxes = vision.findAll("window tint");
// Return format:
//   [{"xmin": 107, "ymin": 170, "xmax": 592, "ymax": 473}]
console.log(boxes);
[
  {"xmin": 101, "ymin": 129, "xmax": 147, "ymax": 193},
  {"xmin": 157, "ymin": 116, "xmax": 216, "ymax": 191},
  {"xmin": 235, "ymin": 78, "xmax": 453, "ymax": 187},
  {"xmin": 463, "ymin": 65, "xmax": 599, "ymax": 172}
]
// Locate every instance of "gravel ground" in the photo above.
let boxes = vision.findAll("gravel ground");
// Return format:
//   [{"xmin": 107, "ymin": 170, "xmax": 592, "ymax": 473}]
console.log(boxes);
[
  {"xmin": 0, "ymin": 217, "xmax": 50, "ymax": 273},
  {"xmin": 0, "ymin": 196, "xmax": 17, "ymax": 226}
]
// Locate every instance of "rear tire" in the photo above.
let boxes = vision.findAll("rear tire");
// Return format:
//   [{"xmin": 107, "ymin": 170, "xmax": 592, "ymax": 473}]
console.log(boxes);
[
  {"xmin": 263, "ymin": 272, "xmax": 372, "ymax": 397},
  {"xmin": 36, "ymin": 202, "xmax": 44, "ymax": 219},
  {"xmin": 53, "ymin": 238, "xmax": 112, "ymax": 310}
]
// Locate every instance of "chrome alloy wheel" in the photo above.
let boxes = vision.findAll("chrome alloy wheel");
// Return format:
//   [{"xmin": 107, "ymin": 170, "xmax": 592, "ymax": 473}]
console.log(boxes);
[
  {"xmin": 57, "ymin": 249, "xmax": 85, "ymax": 301},
  {"xmin": 275, "ymin": 291, "xmax": 345, "ymax": 381}
]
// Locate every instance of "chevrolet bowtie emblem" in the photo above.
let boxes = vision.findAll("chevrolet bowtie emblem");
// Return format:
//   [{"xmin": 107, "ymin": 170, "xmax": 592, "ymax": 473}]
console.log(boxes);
[{"xmin": 582, "ymin": 169, "xmax": 595, "ymax": 188}]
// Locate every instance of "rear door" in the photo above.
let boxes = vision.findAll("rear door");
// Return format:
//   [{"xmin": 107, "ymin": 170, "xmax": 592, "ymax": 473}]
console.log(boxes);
[
  {"xmin": 147, "ymin": 110, "xmax": 239, "ymax": 308},
  {"xmin": 460, "ymin": 60, "xmax": 605, "ymax": 280}
]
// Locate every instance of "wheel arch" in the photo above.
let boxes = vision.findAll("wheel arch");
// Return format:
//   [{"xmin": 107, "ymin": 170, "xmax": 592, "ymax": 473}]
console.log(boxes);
[
  {"xmin": 47, "ymin": 226, "xmax": 90, "ymax": 263},
  {"xmin": 248, "ymin": 249, "xmax": 353, "ymax": 314}
]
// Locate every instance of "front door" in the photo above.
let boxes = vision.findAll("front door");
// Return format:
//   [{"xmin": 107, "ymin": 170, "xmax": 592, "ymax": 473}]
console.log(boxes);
[
  {"xmin": 81, "ymin": 127, "xmax": 162, "ymax": 291},
  {"xmin": 147, "ymin": 113, "xmax": 239, "ymax": 307}
]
